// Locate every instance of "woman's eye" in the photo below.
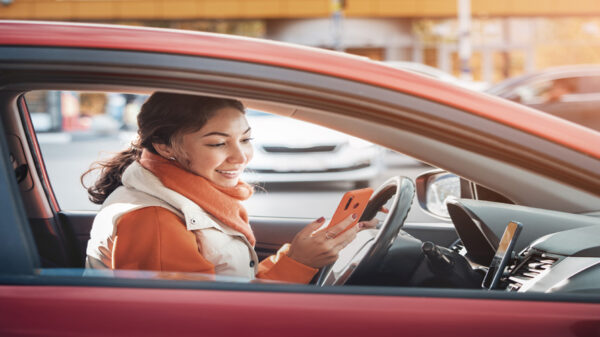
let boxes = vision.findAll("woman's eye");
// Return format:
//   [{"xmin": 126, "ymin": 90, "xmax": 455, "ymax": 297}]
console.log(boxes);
[
  {"xmin": 207, "ymin": 143, "xmax": 226, "ymax": 147},
  {"xmin": 242, "ymin": 137, "xmax": 254, "ymax": 143}
]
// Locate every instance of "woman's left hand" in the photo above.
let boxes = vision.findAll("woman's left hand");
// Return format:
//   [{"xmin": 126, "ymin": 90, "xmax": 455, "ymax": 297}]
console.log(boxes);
[
  {"xmin": 357, "ymin": 205, "xmax": 388, "ymax": 230},
  {"xmin": 357, "ymin": 217, "xmax": 379, "ymax": 230}
]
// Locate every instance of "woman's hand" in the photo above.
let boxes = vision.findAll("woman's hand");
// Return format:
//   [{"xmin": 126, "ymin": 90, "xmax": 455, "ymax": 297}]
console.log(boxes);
[
  {"xmin": 286, "ymin": 215, "xmax": 357, "ymax": 268},
  {"xmin": 286, "ymin": 212, "xmax": 381, "ymax": 269},
  {"xmin": 357, "ymin": 206, "xmax": 388, "ymax": 230}
]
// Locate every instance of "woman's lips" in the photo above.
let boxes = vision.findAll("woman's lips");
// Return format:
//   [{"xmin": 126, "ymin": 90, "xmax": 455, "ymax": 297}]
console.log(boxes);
[{"xmin": 216, "ymin": 169, "xmax": 241, "ymax": 178}]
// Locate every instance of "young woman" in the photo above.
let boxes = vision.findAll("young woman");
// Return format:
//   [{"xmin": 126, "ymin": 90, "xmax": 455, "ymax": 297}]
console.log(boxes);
[{"xmin": 83, "ymin": 92, "xmax": 377, "ymax": 283}]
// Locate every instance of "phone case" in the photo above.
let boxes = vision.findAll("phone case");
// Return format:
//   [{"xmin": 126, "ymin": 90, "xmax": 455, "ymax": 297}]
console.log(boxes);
[{"xmin": 326, "ymin": 187, "xmax": 374, "ymax": 234}]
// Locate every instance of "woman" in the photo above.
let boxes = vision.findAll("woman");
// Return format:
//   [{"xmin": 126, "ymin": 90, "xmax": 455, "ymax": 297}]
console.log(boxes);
[{"xmin": 83, "ymin": 92, "xmax": 376, "ymax": 283}]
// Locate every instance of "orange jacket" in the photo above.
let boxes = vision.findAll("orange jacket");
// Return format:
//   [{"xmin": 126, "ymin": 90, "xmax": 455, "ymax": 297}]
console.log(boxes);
[
  {"xmin": 113, "ymin": 206, "xmax": 318, "ymax": 283},
  {"xmin": 105, "ymin": 161, "xmax": 318, "ymax": 284}
]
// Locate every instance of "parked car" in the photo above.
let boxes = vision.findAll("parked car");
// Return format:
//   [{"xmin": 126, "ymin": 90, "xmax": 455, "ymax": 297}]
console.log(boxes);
[
  {"xmin": 244, "ymin": 109, "xmax": 383, "ymax": 187},
  {"xmin": 486, "ymin": 64, "xmax": 600, "ymax": 131},
  {"xmin": 1, "ymin": 21, "xmax": 600, "ymax": 336}
]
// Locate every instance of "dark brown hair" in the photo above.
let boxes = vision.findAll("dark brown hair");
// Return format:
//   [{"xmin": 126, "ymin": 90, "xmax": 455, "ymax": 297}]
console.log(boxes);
[{"xmin": 81, "ymin": 92, "xmax": 245, "ymax": 204}]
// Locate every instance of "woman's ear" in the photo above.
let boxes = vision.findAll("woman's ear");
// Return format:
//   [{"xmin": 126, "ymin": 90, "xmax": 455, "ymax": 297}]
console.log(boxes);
[{"xmin": 152, "ymin": 142, "xmax": 174, "ymax": 159}]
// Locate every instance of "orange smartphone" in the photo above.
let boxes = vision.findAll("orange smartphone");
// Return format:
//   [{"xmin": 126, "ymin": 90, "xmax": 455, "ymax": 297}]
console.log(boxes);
[{"xmin": 326, "ymin": 187, "xmax": 374, "ymax": 234}]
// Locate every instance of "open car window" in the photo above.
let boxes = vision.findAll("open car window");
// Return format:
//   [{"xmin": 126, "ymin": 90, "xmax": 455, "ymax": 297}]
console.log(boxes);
[{"xmin": 24, "ymin": 90, "xmax": 436, "ymax": 223}]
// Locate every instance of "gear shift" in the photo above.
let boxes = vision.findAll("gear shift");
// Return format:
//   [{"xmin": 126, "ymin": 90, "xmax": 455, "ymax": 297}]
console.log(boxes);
[{"xmin": 422, "ymin": 241, "xmax": 454, "ymax": 273}]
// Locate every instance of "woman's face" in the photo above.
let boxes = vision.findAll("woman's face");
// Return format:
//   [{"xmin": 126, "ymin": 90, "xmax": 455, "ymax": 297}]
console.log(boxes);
[{"xmin": 176, "ymin": 107, "xmax": 254, "ymax": 187}]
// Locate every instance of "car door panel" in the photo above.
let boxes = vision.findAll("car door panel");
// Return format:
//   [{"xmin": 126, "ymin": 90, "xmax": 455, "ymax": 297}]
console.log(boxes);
[
  {"xmin": 0, "ymin": 114, "xmax": 39, "ymax": 274},
  {"xmin": 28, "ymin": 217, "xmax": 74, "ymax": 268},
  {"xmin": 1, "ymin": 284, "xmax": 599, "ymax": 337},
  {"xmin": 56, "ymin": 211, "xmax": 95, "ymax": 267}
]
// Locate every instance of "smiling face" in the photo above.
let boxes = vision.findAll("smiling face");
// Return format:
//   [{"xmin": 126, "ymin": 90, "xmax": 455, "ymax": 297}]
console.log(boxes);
[{"xmin": 155, "ymin": 106, "xmax": 254, "ymax": 187}]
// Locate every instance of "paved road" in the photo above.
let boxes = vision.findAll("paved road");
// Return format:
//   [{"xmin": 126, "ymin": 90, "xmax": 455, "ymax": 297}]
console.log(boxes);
[{"xmin": 40, "ymin": 133, "xmax": 440, "ymax": 223}]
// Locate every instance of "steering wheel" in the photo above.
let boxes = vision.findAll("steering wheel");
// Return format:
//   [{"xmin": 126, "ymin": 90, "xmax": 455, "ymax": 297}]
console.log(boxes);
[{"xmin": 317, "ymin": 176, "xmax": 415, "ymax": 286}]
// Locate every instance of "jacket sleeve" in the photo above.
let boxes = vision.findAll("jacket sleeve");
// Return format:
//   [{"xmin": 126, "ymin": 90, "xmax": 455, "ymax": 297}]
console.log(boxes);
[
  {"xmin": 256, "ymin": 243, "xmax": 318, "ymax": 284},
  {"xmin": 112, "ymin": 206, "xmax": 215, "ymax": 274}
]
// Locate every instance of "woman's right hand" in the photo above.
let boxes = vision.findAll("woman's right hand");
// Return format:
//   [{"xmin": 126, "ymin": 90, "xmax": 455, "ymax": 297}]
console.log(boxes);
[{"xmin": 286, "ymin": 214, "xmax": 363, "ymax": 268}]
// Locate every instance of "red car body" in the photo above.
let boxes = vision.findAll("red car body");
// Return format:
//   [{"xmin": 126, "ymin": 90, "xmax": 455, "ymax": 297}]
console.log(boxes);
[
  {"xmin": 0, "ymin": 21, "xmax": 599, "ymax": 336},
  {"xmin": 2, "ymin": 285, "xmax": 600, "ymax": 337}
]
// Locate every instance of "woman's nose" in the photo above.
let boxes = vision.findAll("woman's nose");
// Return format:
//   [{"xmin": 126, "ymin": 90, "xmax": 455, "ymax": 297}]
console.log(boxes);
[{"xmin": 228, "ymin": 144, "xmax": 248, "ymax": 163}]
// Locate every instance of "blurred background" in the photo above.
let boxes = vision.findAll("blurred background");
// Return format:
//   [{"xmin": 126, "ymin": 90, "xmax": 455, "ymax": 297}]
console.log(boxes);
[
  {"xmin": 3, "ymin": 0, "xmax": 600, "ymax": 221},
  {"xmin": 3, "ymin": 0, "xmax": 600, "ymax": 82}
]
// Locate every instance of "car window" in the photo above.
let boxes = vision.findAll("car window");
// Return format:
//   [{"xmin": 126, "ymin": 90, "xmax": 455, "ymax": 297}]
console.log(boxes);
[
  {"xmin": 572, "ymin": 76, "xmax": 600, "ymax": 95},
  {"xmin": 25, "ymin": 91, "xmax": 145, "ymax": 210},
  {"xmin": 513, "ymin": 75, "xmax": 600, "ymax": 104},
  {"xmin": 25, "ymin": 90, "xmax": 435, "ymax": 222},
  {"xmin": 512, "ymin": 80, "xmax": 556, "ymax": 104}
]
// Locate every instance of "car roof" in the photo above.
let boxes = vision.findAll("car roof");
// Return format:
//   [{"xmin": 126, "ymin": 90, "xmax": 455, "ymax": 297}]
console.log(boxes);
[
  {"xmin": 1, "ymin": 20, "xmax": 599, "ymax": 160},
  {"xmin": 382, "ymin": 61, "xmax": 458, "ymax": 81}
]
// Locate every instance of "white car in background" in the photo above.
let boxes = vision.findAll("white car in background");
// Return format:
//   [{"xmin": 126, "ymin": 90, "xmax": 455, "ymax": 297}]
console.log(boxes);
[{"xmin": 243, "ymin": 110, "xmax": 384, "ymax": 187}]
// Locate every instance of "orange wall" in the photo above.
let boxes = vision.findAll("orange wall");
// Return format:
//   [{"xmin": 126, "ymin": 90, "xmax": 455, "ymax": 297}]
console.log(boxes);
[{"xmin": 1, "ymin": 0, "xmax": 599, "ymax": 20}]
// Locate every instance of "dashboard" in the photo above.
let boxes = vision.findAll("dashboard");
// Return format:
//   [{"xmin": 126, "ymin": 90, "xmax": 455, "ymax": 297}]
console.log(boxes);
[{"xmin": 447, "ymin": 199, "xmax": 600, "ymax": 294}]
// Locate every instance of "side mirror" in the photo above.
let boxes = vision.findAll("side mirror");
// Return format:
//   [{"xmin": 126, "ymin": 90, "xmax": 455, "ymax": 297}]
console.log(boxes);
[{"xmin": 415, "ymin": 169, "xmax": 460, "ymax": 220}]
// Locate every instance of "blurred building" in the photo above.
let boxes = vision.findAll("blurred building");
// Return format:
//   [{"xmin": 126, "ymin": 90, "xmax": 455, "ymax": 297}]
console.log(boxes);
[{"xmin": 2, "ymin": 0, "xmax": 600, "ymax": 83}]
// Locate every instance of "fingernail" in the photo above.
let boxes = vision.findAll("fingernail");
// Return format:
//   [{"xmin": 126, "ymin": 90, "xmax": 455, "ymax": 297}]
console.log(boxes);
[
  {"xmin": 352, "ymin": 214, "xmax": 357, "ymax": 220},
  {"xmin": 317, "ymin": 216, "xmax": 325, "ymax": 223}
]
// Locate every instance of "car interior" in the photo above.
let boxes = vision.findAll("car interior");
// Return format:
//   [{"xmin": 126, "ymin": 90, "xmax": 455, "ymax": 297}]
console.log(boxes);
[{"xmin": 2, "ymin": 81, "xmax": 600, "ymax": 294}]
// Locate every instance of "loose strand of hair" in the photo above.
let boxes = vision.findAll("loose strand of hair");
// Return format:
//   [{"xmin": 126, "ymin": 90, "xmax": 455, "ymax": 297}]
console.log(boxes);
[{"xmin": 81, "ymin": 146, "xmax": 141, "ymax": 204}]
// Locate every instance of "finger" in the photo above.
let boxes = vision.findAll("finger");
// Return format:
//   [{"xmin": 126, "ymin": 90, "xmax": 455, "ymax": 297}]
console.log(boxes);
[
  {"xmin": 331, "ymin": 225, "xmax": 358, "ymax": 248},
  {"xmin": 358, "ymin": 218, "xmax": 379, "ymax": 230},
  {"xmin": 300, "ymin": 216, "xmax": 326, "ymax": 235},
  {"xmin": 381, "ymin": 206, "xmax": 389, "ymax": 214},
  {"xmin": 332, "ymin": 217, "xmax": 361, "ymax": 241},
  {"xmin": 322, "ymin": 213, "xmax": 357, "ymax": 236}
]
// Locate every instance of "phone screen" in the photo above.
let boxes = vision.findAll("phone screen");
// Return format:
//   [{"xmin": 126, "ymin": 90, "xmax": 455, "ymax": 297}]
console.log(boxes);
[{"xmin": 482, "ymin": 221, "xmax": 523, "ymax": 290}]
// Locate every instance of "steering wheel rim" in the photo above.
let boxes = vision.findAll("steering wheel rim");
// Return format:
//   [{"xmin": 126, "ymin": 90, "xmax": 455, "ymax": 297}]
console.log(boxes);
[{"xmin": 317, "ymin": 176, "xmax": 415, "ymax": 286}]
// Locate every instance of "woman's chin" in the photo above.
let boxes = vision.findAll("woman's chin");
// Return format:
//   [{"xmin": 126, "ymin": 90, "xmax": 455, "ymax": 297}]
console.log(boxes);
[{"xmin": 214, "ymin": 177, "xmax": 240, "ymax": 188}]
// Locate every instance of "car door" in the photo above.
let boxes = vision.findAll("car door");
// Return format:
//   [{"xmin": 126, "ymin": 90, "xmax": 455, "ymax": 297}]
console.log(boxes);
[
  {"xmin": 2, "ymin": 144, "xmax": 600, "ymax": 337},
  {"xmin": 2, "ymin": 26, "xmax": 600, "ymax": 335},
  {"xmin": 3, "ymin": 88, "xmax": 597, "ymax": 337},
  {"xmin": 2, "ymin": 131, "xmax": 599, "ymax": 337}
]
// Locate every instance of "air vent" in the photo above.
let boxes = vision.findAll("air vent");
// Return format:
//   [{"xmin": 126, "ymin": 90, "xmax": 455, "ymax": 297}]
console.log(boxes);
[{"xmin": 506, "ymin": 250, "xmax": 559, "ymax": 291}]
